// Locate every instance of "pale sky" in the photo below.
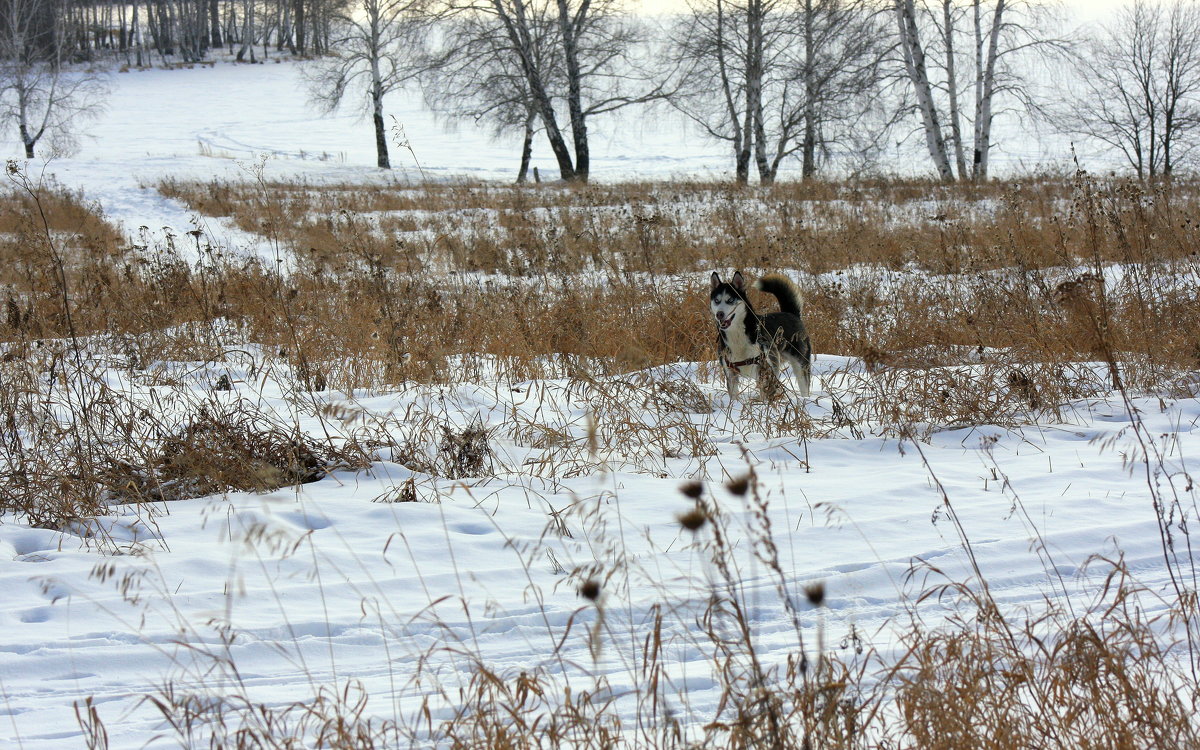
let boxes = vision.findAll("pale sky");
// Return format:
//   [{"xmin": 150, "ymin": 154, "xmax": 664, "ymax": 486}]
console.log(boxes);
[{"xmin": 1067, "ymin": 0, "xmax": 1129, "ymax": 23}]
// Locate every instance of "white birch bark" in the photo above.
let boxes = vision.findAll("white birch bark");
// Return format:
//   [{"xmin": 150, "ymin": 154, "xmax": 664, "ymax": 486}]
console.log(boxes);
[
  {"xmin": 971, "ymin": 0, "xmax": 1004, "ymax": 180},
  {"xmin": 895, "ymin": 0, "xmax": 954, "ymax": 180},
  {"xmin": 368, "ymin": 0, "xmax": 390, "ymax": 168},
  {"xmin": 944, "ymin": 0, "xmax": 966, "ymax": 179}
]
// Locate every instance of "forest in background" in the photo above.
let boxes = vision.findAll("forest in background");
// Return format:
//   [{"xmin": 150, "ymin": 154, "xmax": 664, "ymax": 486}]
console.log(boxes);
[{"xmin": 2, "ymin": 0, "xmax": 1198, "ymax": 183}]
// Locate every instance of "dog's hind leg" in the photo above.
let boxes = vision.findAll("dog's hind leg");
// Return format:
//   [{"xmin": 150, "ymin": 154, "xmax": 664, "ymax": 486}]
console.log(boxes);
[
  {"xmin": 794, "ymin": 360, "xmax": 812, "ymax": 397},
  {"xmin": 785, "ymin": 339, "xmax": 813, "ymax": 397}
]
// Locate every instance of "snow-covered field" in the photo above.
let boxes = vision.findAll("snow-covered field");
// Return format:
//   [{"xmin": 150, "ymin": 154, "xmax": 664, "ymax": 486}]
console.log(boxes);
[
  {"xmin": 2, "ymin": 59, "xmax": 1093, "ymax": 254},
  {"xmin": 5, "ymin": 61, "xmax": 735, "ymax": 256},
  {"xmin": 0, "ymin": 62, "xmax": 1196, "ymax": 747},
  {"xmin": 2, "ymin": 335, "xmax": 1195, "ymax": 746}
]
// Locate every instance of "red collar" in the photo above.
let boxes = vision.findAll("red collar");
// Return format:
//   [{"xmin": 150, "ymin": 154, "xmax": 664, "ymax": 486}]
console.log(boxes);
[{"xmin": 723, "ymin": 355, "xmax": 761, "ymax": 371}]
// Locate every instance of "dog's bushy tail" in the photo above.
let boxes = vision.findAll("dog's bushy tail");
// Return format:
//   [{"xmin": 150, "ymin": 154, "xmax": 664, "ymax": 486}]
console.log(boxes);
[{"xmin": 755, "ymin": 273, "xmax": 803, "ymax": 315}]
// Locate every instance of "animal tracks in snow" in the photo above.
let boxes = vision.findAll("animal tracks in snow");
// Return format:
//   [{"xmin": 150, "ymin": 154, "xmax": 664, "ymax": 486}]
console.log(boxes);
[{"xmin": 275, "ymin": 509, "xmax": 335, "ymax": 532}]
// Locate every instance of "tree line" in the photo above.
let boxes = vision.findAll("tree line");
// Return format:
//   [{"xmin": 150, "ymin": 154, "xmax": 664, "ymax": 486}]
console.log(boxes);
[
  {"xmin": 3, "ymin": 0, "xmax": 1200, "ymax": 182},
  {"xmin": 0, "ymin": 0, "xmax": 339, "ymax": 63}
]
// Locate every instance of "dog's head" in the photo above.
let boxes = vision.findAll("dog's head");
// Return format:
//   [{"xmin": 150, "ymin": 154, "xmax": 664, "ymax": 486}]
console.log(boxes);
[{"xmin": 710, "ymin": 271, "xmax": 749, "ymax": 331}]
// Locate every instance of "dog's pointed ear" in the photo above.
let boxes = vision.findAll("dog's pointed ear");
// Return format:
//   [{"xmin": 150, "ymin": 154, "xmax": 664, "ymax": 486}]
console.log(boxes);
[
  {"xmin": 710, "ymin": 272, "xmax": 721, "ymax": 289},
  {"xmin": 732, "ymin": 271, "xmax": 745, "ymax": 291}
]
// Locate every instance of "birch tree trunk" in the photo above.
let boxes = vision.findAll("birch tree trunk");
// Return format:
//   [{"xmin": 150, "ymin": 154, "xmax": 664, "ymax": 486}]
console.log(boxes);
[
  {"xmin": 236, "ymin": 0, "xmax": 255, "ymax": 61},
  {"xmin": 714, "ymin": 0, "xmax": 749, "ymax": 183},
  {"xmin": 491, "ymin": 0, "xmax": 577, "ymax": 181},
  {"xmin": 19, "ymin": 72, "xmax": 54, "ymax": 158},
  {"xmin": 294, "ymin": 0, "xmax": 305, "ymax": 54},
  {"xmin": 368, "ymin": 0, "xmax": 391, "ymax": 168},
  {"xmin": 747, "ymin": 0, "xmax": 772, "ymax": 183},
  {"xmin": 279, "ymin": 0, "xmax": 293, "ymax": 52},
  {"xmin": 801, "ymin": 0, "xmax": 816, "ymax": 179},
  {"xmin": 210, "ymin": 0, "xmax": 222, "ymax": 48},
  {"xmin": 517, "ymin": 110, "xmax": 535, "ymax": 182},
  {"xmin": 738, "ymin": 102, "xmax": 753, "ymax": 182},
  {"xmin": 896, "ymin": 0, "xmax": 954, "ymax": 180},
  {"xmin": 19, "ymin": 112, "xmax": 43, "ymax": 158},
  {"xmin": 372, "ymin": 99, "xmax": 389, "ymax": 168},
  {"xmin": 944, "ymin": 0, "xmax": 966, "ymax": 178},
  {"xmin": 133, "ymin": 0, "xmax": 143, "ymax": 65},
  {"xmin": 160, "ymin": 0, "xmax": 174, "ymax": 57},
  {"xmin": 971, "ymin": 0, "xmax": 1004, "ymax": 180},
  {"xmin": 556, "ymin": 0, "xmax": 590, "ymax": 182},
  {"xmin": 119, "ymin": 1, "xmax": 128, "ymax": 57}
]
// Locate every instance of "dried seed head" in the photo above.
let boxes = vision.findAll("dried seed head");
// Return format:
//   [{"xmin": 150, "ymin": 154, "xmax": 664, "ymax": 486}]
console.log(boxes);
[
  {"xmin": 726, "ymin": 474, "xmax": 751, "ymax": 496},
  {"xmin": 804, "ymin": 582, "xmax": 826, "ymax": 608},
  {"xmin": 579, "ymin": 579, "xmax": 601, "ymax": 602},
  {"xmin": 678, "ymin": 506, "xmax": 709, "ymax": 532},
  {"xmin": 679, "ymin": 480, "xmax": 704, "ymax": 499}
]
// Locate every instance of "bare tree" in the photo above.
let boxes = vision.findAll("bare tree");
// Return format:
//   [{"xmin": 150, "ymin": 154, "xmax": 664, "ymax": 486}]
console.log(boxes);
[
  {"xmin": 0, "ymin": 0, "xmax": 107, "ymax": 158},
  {"xmin": 451, "ymin": 0, "xmax": 665, "ymax": 182},
  {"xmin": 305, "ymin": 0, "xmax": 436, "ymax": 168},
  {"xmin": 796, "ymin": 0, "xmax": 890, "ymax": 178},
  {"xmin": 671, "ymin": 0, "xmax": 888, "ymax": 183},
  {"xmin": 480, "ymin": 0, "xmax": 576, "ymax": 179},
  {"xmin": 235, "ymin": 0, "xmax": 258, "ymax": 60},
  {"xmin": 422, "ymin": 7, "xmax": 562, "ymax": 180},
  {"xmin": 670, "ymin": 0, "xmax": 759, "ymax": 182},
  {"xmin": 1061, "ymin": 0, "xmax": 1200, "ymax": 178},
  {"xmin": 893, "ymin": 0, "xmax": 1065, "ymax": 181}
]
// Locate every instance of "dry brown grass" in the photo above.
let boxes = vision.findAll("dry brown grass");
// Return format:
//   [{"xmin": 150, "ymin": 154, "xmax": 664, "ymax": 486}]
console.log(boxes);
[
  {"xmin": 156, "ymin": 173, "xmax": 1200, "ymax": 273},
  {"xmin": 7, "ymin": 171, "xmax": 1200, "ymax": 395},
  {"xmin": 152, "ymin": 172, "xmax": 1200, "ymax": 414},
  {"xmin": 885, "ymin": 562, "xmax": 1200, "ymax": 750}
]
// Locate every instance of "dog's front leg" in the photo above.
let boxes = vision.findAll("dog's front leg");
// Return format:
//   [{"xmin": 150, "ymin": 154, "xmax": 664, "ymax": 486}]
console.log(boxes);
[{"xmin": 724, "ymin": 364, "xmax": 741, "ymax": 400}]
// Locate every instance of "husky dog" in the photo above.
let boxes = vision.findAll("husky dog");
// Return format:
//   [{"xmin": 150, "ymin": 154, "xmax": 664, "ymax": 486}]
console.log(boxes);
[{"xmin": 710, "ymin": 270, "xmax": 812, "ymax": 399}]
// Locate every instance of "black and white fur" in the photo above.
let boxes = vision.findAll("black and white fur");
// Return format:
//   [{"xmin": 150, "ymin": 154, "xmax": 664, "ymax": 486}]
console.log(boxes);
[{"xmin": 710, "ymin": 271, "xmax": 812, "ymax": 399}]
